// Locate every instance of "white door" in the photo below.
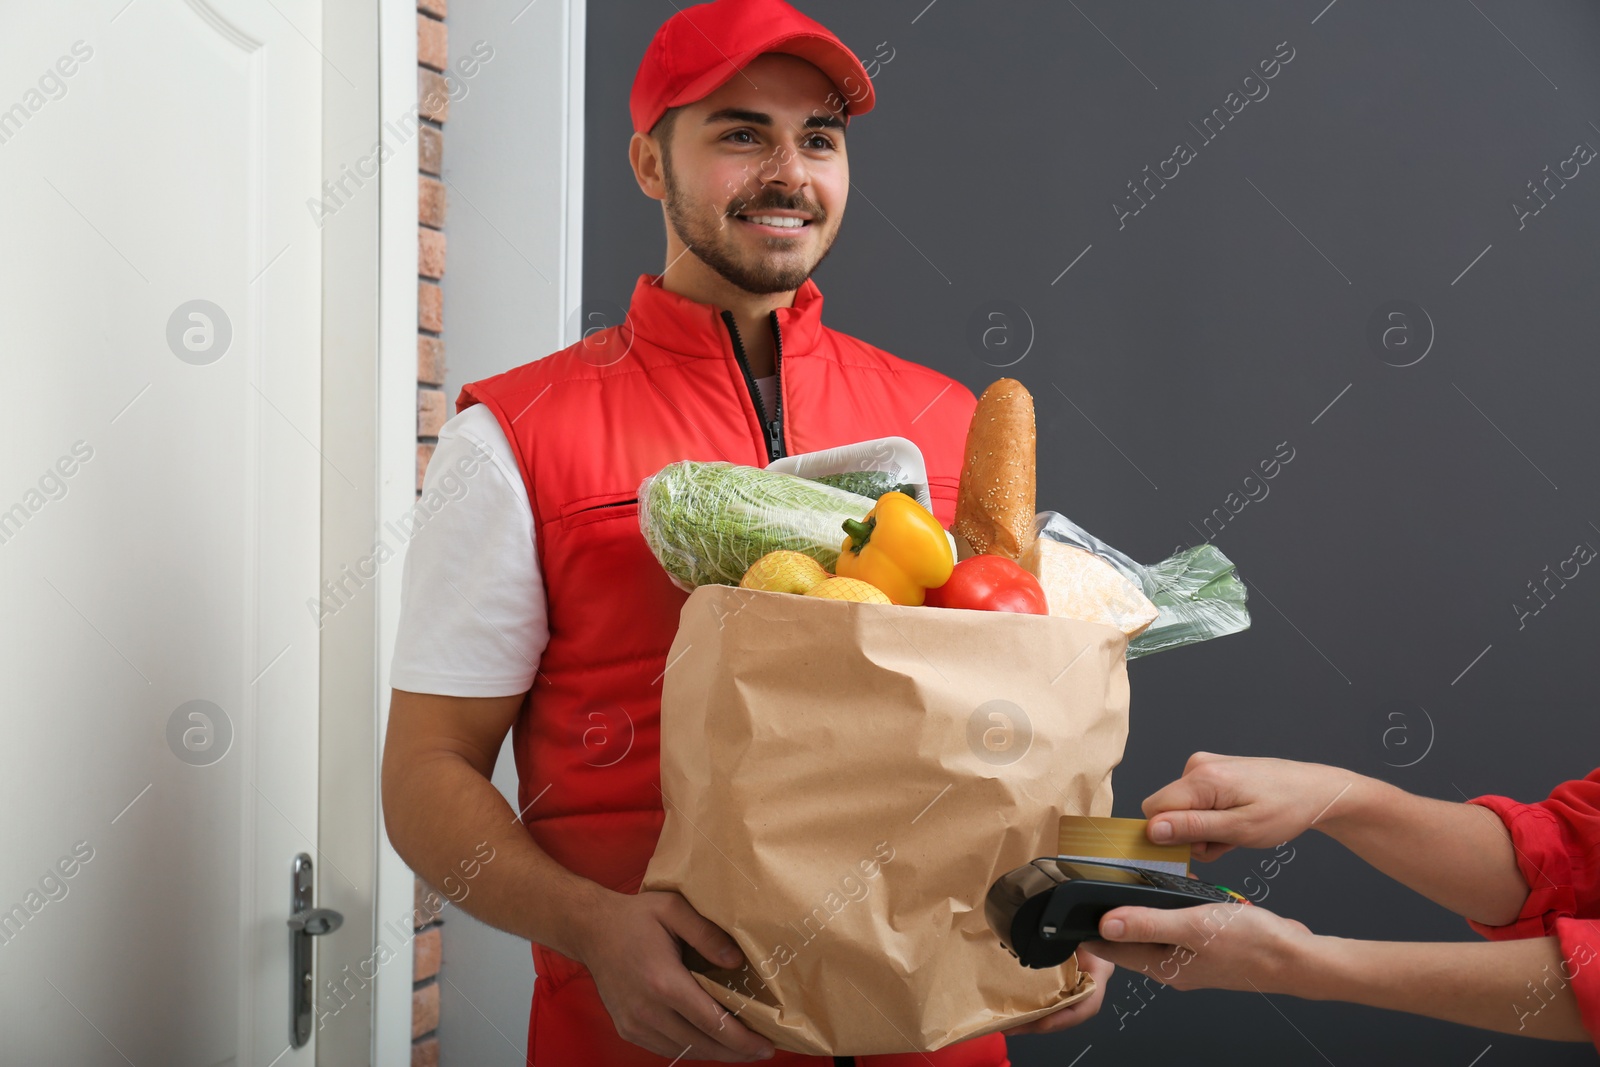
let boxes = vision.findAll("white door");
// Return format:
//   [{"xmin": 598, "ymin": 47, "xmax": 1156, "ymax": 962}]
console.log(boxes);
[{"xmin": 0, "ymin": 1, "xmax": 326, "ymax": 1063}]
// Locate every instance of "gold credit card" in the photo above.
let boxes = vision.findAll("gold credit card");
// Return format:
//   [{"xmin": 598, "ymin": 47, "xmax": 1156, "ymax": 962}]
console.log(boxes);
[{"xmin": 1057, "ymin": 816, "xmax": 1190, "ymax": 877}]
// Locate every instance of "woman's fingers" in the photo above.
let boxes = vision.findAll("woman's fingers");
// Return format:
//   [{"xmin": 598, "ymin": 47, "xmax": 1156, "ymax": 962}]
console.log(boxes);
[{"xmin": 1083, "ymin": 939, "xmax": 1170, "ymax": 976}]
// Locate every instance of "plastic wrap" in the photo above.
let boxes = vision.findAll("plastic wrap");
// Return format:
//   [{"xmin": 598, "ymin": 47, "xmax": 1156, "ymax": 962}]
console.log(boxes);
[
  {"xmin": 638, "ymin": 460, "xmax": 876, "ymax": 592},
  {"xmin": 769, "ymin": 436, "xmax": 958, "ymax": 560},
  {"xmin": 766, "ymin": 435, "xmax": 934, "ymax": 511},
  {"xmin": 1033, "ymin": 511, "xmax": 1250, "ymax": 659}
]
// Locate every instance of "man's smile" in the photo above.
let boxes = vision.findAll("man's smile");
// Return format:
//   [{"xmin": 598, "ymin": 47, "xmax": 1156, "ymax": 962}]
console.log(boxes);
[{"xmin": 730, "ymin": 209, "xmax": 815, "ymax": 235}]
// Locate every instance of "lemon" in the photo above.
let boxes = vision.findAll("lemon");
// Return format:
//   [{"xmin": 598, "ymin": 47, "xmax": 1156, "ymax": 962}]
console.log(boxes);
[
  {"xmin": 740, "ymin": 550, "xmax": 831, "ymax": 595},
  {"xmin": 804, "ymin": 576, "xmax": 892, "ymax": 604}
]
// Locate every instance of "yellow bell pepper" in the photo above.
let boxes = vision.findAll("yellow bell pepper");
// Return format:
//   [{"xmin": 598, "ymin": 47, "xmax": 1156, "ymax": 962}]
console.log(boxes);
[{"xmin": 836, "ymin": 491, "xmax": 954, "ymax": 606}]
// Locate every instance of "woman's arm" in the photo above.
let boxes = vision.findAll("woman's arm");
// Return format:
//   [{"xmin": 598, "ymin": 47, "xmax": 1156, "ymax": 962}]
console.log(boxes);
[
  {"xmin": 1312, "ymin": 933, "xmax": 1589, "ymax": 1041},
  {"xmin": 1087, "ymin": 902, "xmax": 1591, "ymax": 1043},
  {"xmin": 1315, "ymin": 773, "xmax": 1530, "ymax": 926}
]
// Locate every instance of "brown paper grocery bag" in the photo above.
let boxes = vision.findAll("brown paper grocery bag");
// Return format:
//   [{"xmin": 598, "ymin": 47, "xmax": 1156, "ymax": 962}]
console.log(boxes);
[{"xmin": 641, "ymin": 584, "xmax": 1131, "ymax": 1056}]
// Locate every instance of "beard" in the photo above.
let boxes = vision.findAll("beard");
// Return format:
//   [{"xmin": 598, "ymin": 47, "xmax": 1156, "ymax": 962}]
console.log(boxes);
[{"xmin": 662, "ymin": 156, "xmax": 836, "ymax": 295}]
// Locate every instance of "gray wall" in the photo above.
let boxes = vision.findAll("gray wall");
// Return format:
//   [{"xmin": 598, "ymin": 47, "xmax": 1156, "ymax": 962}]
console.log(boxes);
[{"xmin": 586, "ymin": 2, "xmax": 1600, "ymax": 1063}]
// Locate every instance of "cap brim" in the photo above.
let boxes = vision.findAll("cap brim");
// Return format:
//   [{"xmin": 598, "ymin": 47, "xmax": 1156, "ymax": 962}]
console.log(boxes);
[{"xmin": 667, "ymin": 30, "xmax": 875, "ymax": 123}]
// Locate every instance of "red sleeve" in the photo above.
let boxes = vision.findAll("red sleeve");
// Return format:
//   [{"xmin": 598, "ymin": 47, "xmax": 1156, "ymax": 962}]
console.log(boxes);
[
  {"xmin": 1464, "ymin": 770, "xmax": 1600, "ymax": 1049},
  {"xmin": 1464, "ymin": 769, "xmax": 1600, "ymax": 939}
]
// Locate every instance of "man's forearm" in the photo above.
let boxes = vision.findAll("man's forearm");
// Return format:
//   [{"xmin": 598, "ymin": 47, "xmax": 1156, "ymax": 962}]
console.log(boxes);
[
  {"xmin": 1316, "ymin": 775, "xmax": 1529, "ymax": 926},
  {"xmin": 1289, "ymin": 934, "xmax": 1589, "ymax": 1042},
  {"xmin": 383, "ymin": 749, "xmax": 612, "ymax": 960}
]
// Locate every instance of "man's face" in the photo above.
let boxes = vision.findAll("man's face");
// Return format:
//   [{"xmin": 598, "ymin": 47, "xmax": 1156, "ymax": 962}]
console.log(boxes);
[{"xmin": 658, "ymin": 53, "xmax": 849, "ymax": 295}]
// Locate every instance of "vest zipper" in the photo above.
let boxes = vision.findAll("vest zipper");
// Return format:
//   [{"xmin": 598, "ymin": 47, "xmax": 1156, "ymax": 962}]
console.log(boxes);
[
  {"xmin": 719, "ymin": 309, "xmax": 786, "ymax": 462},
  {"xmin": 768, "ymin": 310, "xmax": 786, "ymax": 460}
]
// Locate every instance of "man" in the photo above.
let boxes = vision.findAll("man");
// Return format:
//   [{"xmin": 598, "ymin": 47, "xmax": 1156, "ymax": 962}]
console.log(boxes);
[{"xmin": 382, "ymin": 1, "xmax": 1110, "ymax": 1063}]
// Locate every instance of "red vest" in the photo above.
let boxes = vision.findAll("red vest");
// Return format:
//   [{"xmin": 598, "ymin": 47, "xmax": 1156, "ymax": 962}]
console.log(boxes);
[{"xmin": 458, "ymin": 273, "xmax": 1009, "ymax": 1067}]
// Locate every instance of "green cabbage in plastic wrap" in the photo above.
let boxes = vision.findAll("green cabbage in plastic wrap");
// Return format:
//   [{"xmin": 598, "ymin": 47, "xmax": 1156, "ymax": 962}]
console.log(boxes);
[
  {"xmin": 1034, "ymin": 511, "xmax": 1250, "ymax": 659},
  {"xmin": 638, "ymin": 460, "xmax": 876, "ymax": 591}
]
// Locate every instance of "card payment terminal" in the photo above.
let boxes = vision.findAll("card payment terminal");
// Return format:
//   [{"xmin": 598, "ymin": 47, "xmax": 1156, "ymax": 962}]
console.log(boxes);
[{"xmin": 986, "ymin": 857, "xmax": 1253, "ymax": 969}]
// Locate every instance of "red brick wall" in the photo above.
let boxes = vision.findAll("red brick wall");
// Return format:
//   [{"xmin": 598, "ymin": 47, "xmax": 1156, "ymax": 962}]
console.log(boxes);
[
  {"xmin": 412, "ymin": 876, "xmax": 446, "ymax": 1065},
  {"xmin": 416, "ymin": 0, "xmax": 448, "ymax": 497},
  {"xmin": 414, "ymin": 2, "xmax": 447, "ymax": 1063}
]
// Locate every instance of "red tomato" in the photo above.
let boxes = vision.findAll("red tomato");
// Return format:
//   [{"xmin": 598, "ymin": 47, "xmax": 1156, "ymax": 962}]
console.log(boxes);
[{"xmin": 923, "ymin": 555, "xmax": 1049, "ymax": 614}]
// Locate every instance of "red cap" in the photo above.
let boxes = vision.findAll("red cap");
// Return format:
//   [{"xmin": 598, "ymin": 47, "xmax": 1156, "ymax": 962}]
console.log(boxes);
[{"xmin": 629, "ymin": 0, "xmax": 875, "ymax": 138}]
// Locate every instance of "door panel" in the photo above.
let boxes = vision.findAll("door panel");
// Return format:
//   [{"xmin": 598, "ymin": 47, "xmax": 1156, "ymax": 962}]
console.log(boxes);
[{"xmin": 0, "ymin": 1, "xmax": 323, "ymax": 1063}]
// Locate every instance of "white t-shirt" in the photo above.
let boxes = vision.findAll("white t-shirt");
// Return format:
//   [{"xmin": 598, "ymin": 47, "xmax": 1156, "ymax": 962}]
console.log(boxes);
[{"xmin": 389, "ymin": 375, "xmax": 778, "ymax": 698}]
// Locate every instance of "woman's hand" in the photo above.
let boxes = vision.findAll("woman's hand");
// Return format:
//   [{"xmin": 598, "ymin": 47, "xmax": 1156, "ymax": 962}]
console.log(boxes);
[
  {"xmin": 1143, "ymin": 753, "xmax": 1531, "ymax": 928},
  {"xmin": 1142, "ymin": 752, "xmax": 1362, "ymax": 861},
  {"xmin": 1086, "ymin": 901, "xmax": 1316, "ymax": 995},
  {"xmin": 999, "ymin": 948, "xmax": 1114, "ymax": 1036}
]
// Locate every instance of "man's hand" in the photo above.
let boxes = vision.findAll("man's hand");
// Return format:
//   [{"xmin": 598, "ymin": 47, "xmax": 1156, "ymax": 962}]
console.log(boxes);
[
  {"xmin": 572, "ymin": 889, "xmax": 776, "ymax": 1062},
  {"xmin": 1142, "ymin": 752, "xmax": 1359, "ymax": 861},
  {"xmin": 999, "ymin": 949, "xmax": 1113, "ymax": 1036},
  {"xmin": 1086, "ymin": 901, "xmax": 1315, "ymax": 995}
]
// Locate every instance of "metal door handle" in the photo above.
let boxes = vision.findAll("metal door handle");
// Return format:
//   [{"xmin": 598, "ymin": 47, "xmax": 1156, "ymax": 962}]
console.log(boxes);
[
  {"xmin": 289, "ymin": 907, "xmax": 344, "ymax": 936},
  {"xmin": 289, "ymin": 853, "xmax": 344, "ymax": 1047}
]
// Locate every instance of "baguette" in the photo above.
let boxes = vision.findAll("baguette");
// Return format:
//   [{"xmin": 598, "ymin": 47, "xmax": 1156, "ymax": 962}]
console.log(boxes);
[{"xmin": 953, "ymin": 378, "xmax": 1037, "ymax": 559}]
